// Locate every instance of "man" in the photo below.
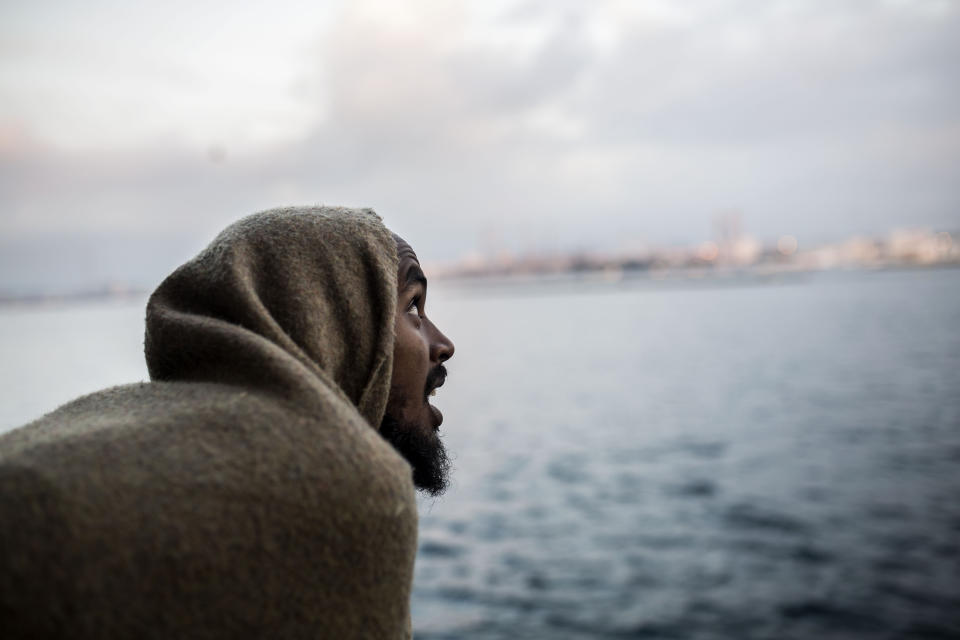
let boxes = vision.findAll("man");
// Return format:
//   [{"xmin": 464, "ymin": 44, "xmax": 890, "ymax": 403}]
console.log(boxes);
[{"xmin": 0, "ymin": 206, "xmax": 454, "ymax": 639}]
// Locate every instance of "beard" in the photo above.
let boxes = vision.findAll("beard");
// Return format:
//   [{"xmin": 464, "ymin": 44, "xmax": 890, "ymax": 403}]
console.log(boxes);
[{"xmin": 379, "ymin": 410, "xmax": 451, "ymax": 497}]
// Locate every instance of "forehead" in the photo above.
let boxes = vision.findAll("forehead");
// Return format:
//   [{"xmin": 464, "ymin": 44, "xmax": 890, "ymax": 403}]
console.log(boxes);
[
  {"xmin": 393, "ymin": 234, "xmax": 424, "ymax": 287},
  {"xmin": 394, "ymin": 235, "xmax": 420, "ymax": 268}
]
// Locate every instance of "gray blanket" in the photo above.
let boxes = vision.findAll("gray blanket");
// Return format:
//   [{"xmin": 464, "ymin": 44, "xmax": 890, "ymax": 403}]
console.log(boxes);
[{"xmin": 0, "ymin": 207, "xmax": 417, "ymax": 639}]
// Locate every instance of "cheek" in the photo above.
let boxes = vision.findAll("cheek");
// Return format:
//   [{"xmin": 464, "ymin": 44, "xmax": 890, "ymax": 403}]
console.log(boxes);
[{"xmin": 392, "ymin": 318, "xmax": 430, "ymax": 394}]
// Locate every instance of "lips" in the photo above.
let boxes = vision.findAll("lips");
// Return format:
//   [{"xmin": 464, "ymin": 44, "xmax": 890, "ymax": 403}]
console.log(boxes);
[
  {"xmin": 424, "ymin": 365, "xmax": 447, "ymax": 428},
  {"xmin": 428, "ymin": 403, "xmax": 443, "ymax": 428}
]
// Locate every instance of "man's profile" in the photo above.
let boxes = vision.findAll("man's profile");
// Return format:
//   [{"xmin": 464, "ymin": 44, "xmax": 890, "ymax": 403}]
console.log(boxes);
[{"xmin": 0, "ymin": 206, "xmax": 455, "ymax": 639}]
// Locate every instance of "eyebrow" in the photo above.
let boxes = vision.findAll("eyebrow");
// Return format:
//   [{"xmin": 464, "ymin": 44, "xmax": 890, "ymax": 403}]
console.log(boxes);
[{"xmin": 402, "ymin": 264, "xmax": 428, "ymax": 291}]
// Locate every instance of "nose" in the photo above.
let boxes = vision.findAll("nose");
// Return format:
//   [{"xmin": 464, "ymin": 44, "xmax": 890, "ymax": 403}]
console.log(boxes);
[{"xmin": 429, "ymin": 320, "xmax": 455, "ymax": 364}]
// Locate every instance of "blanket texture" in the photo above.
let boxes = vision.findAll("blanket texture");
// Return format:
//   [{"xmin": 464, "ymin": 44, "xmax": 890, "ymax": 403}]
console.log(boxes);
[{"xmin": 0, "ymin": 206, "xmax": 417, "ymax": 639}]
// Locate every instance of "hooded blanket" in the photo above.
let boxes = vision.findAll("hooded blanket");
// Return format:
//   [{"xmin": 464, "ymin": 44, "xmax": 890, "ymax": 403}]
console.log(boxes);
[{"xmin": 0, "ymin": 206, "xmax": 417, "ymax": 639}]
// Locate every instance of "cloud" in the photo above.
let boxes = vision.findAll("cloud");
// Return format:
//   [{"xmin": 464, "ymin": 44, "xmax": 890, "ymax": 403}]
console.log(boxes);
[
  {"xmin": 1, "ymin": 0, "xmax": 959, "ymax": 290},
  {"xmin": 287, "ymin": 0, "xmax": 960, "ymax": 242}
]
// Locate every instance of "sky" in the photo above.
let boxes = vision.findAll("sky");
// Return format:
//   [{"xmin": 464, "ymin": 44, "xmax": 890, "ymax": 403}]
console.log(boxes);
[{"xmin": 1, "ymin": 0, "xmax": 959, "ymax": 292}]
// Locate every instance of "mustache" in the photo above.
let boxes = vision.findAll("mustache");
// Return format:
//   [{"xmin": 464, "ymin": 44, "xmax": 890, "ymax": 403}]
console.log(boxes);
[{"xmin": 424, "ymin": 364, "xmax": 447, "ymax": 398}]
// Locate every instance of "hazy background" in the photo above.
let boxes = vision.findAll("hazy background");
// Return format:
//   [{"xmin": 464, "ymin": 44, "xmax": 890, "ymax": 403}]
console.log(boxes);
[
  {"xmin": 2, "ymin": 0, "xmax": 959, "ymax": 294},
  {"xmin": 3, "ymin": 2, "xmax": 960, "ymax": 638}
]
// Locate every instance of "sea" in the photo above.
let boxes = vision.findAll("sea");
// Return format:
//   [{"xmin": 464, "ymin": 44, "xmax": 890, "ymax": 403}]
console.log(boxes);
[{"xmin": 1, "ymin": 267, "xmax": 958, "ymax": 639}]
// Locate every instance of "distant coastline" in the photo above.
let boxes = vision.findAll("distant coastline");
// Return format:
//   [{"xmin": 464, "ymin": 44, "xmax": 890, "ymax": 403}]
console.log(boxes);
[
  {"xmin": 0, "ymin": 285, "xmax": 147, "ymax": 308},
  {"xmin": 431, "ymin": 228, "xmax": 958, "ymax": 281},
  {"xmin": 1, "ymin": 228, "xmax": 956, "ymax": 306}
]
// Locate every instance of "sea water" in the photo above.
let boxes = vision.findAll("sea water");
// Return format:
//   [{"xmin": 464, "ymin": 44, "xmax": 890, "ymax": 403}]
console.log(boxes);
[
  {"xmin": 1, "ymin": 268, "xmax": 958, "ymax": 639},
  {"xmin": 414, "ymin": 268, "xmax": 960, "ymax": 639}
]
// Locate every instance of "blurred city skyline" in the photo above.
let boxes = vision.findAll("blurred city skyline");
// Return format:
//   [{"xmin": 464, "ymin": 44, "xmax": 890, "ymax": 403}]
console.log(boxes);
[{"xmin": 2, "ymin": 0, "xmax": 959, "ymax": 293}]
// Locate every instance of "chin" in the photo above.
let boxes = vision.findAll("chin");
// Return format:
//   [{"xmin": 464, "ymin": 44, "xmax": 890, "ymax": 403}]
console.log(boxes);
[{"xmin": 379, "ymin": 411, "xmax": 451, "ymax": 497}]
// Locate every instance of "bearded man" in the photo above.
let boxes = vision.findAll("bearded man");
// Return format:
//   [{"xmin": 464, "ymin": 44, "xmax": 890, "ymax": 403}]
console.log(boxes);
[{"xmin": 0, "ymin": 206, "xmax": 455, "ymax": 639}]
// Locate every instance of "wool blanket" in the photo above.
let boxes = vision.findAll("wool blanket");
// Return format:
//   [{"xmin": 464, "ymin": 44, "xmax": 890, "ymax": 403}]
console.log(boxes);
[{"xmin": 0, "ymin": 207, "xmax": 417, "ymax": 639}]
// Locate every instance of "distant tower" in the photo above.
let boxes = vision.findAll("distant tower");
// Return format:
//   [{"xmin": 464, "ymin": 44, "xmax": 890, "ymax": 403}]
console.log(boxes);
[{"xmin": 713, "ymin": 210, "xmax": 742, "ymax": 263}]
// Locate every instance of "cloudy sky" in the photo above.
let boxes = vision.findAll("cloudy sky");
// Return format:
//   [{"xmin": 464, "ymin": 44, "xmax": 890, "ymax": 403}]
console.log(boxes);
[{"xmin": 1, "ymin": 0, "xmax": 958, "ymax": 292}]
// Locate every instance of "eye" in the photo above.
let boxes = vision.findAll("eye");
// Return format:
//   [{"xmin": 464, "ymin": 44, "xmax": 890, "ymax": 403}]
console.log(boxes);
[{"xmin": 406, "ymin": 295, "xmax": 423, "ymax": 317}]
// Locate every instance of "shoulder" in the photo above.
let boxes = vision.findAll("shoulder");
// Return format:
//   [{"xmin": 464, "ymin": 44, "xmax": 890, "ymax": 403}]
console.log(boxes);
[
  {"xmin": 0, "ymin": 381, "xmax": 418, "ymax": 637},
  {"xmin": 2, "ymin": 380, "xmax": 416, "ymax": 505}
]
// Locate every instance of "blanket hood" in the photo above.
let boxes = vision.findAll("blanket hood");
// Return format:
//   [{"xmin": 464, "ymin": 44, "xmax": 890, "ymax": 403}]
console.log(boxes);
[{"xmin": 145, "ymin": 206, "xmax": 398, "ymax": 428}]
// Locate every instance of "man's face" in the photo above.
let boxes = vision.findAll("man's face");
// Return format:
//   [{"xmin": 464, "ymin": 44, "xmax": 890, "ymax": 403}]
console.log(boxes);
[{"xmin": 380, "ymin": 235, "xmax": 455, "ymax": 496}]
